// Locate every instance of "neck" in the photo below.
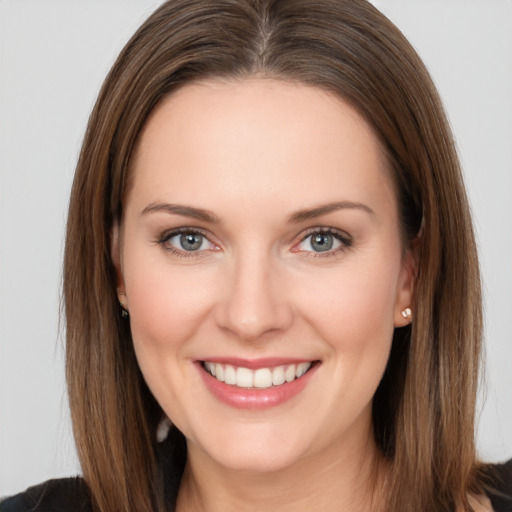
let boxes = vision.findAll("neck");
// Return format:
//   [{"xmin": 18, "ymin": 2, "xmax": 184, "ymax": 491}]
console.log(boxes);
[{"xmin": 176, "ymin": 420, "xmax": 388, "ymax": 512}]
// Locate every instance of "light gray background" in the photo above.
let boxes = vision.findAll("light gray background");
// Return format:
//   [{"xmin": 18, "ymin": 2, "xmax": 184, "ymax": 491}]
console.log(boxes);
[{"xmin": 1, "ymin": 0, "xmax": 511, "ymax": 497}]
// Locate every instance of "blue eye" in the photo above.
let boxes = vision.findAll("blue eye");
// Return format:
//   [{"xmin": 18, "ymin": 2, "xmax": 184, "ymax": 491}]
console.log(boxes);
[
  {"xmin": 178, "ymin": 232, "xmax": 205, "ymax": 251},
  {"xmin": 309, "ymin": 233, "xmax": 335, "ymax": 252},
  {"xmin": 296, "ymin": 229, "xmax": 351, "ymax": 254},
  {"xmin": 161, "ymin": 229, "xmax": 214, "ymax": 253}
]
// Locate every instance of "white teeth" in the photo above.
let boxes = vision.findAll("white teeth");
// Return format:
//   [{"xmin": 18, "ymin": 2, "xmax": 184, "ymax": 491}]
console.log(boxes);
[
  {"xmin": 236, "ymin": 367, "xmax": 253, "ymax": 388},
  {"xmin": 215, "ymin": 363, "xmax": 225, "ymax": 382},
  {"xmin": 284, "ymin": 365, "xmax": 296, "ymax": 382},
  {"xmin": 272, "ymin": 366, "xmax": 285, "ymax": 386},
  {"xmin": 296, "ymin": 362, "xmax": 310, "ymax": 378},
  {"xmin": 204, "ymin": 361, "xmax": 312, "ymax": 388},
  {"xmin": 253, "ymin": 368, "xmax": 272, "ymax": 388},
  {"xmin": 224, "ymin": 364, "xmax": 236, "ymax": 385}
]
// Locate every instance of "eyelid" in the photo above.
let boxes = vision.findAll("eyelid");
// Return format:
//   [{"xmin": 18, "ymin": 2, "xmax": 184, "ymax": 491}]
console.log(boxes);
[
  {"xmin": 155, "ymin": 225, "xmax": 352, "ymax": 258},
  {"xmin": 157, "ymin": 227, "xmax": 219, "ymax": 257},
  {"xmin": 292, "ymin": 226, "xmax": 352, "ymax": 256}
]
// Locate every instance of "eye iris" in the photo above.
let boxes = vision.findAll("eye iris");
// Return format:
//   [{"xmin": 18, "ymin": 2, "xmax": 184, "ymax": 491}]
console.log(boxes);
[
  {"xmin": 180, "ymin": 233, "xmax": 203, "ymax": 251},
  {"xmin": 311, "ymin": 233, "xmax": 333, "ymax": 252}
]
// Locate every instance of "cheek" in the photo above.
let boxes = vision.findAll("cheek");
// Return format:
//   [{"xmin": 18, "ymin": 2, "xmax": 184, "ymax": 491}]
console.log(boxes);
[
  {"xmin": 121, "ymin": 247, "xmax": 220, "ymax": 424},
  {"xmin": 294, "ymin": 256, "xmax": 400, "ymax": 422},
  {"xmin": 122, "ymin": 244, "xmax": 217, "ymax": 359},
  {"xmin": 293, "ymin": 248, "xmax": 402, "ymax": 411},
  {"xmin": 299, "ymin": 258, "xmax": 399, "ymax": 348}
]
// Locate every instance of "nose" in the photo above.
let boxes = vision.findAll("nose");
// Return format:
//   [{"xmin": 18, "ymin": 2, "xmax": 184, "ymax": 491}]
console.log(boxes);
[{"xmin": 214, "ymin": 252, "xmax": 294, "ymax": 341}]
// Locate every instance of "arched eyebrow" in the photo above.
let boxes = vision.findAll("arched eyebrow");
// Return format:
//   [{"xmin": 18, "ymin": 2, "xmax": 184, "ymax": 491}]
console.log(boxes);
[
  {"xmin": 141, "ymin": 200, "xmax": 375, "ymax": 224},
  {"xmin": 287, "ymin": 201, "xmax": 375, "ymax": 223},
  {"xmin": 141, "ymin": 202, "xmax": 220, "ymax": 223}
]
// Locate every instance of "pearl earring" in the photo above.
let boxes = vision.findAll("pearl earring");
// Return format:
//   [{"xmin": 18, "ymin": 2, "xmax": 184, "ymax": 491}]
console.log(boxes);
[
  {"xmin": 401, "ymin": 307, "xmax": 412, "ymax": 319},
  {"xmin": 157, "ymin": 417, "xmax": 172, "ymax": 443},
  {"xmin": 119, "ymin": 299, "xmax": 129, "ymax": 318}
]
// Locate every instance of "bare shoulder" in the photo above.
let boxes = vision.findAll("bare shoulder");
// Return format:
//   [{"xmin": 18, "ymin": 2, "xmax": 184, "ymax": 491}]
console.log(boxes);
[{"xmin": 468, "ymin": 493, "xmax": 494, "ymax": 512}]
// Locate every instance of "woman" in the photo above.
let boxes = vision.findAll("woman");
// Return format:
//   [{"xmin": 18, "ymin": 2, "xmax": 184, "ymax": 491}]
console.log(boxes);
[{"xmin": 1, "ymin": 0, "xmax": 510, "ymax": 511}]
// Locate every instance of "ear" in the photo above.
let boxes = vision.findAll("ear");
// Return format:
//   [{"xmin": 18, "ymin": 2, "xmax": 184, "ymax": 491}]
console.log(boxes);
[
  {"xmin": 393, "ymin": 236, "xmax": 420, "ymax": 327},
  {"xmin": 111, "ymin": 222, "xmax": 128, "ymax": 309}
]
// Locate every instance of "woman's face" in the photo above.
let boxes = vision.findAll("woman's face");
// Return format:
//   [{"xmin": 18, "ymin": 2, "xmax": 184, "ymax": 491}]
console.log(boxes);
[{"xmin": 114, "ymin": 79, "xmax": 414, "ymax": 473}]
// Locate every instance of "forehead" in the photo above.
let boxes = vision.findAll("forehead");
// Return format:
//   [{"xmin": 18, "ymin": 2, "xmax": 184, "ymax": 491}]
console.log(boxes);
[{"xmin": 128, "ymin": 78, "xmax": 396, "ymax": 220}]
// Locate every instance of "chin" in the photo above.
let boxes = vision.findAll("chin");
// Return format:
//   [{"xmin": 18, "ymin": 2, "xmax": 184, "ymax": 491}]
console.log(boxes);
[
  {"xmin": 210, "ymin": 446, "xmax": 305, "ymax": 474},
  {"xmin": 188, "ymin": 421, "xmax": 313, "ymax": 474}
]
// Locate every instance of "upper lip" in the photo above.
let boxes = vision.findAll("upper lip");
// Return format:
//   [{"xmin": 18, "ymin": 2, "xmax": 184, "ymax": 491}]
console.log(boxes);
[{"xmin": 198, "ymin": 357, "xmax": 317, "ymax": 369}]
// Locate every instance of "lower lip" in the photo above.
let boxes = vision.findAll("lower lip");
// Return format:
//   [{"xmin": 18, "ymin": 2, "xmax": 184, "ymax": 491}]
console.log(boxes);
[{"xmin": 197, "ymin": 362, "xmax": 319, "ymax": 410}]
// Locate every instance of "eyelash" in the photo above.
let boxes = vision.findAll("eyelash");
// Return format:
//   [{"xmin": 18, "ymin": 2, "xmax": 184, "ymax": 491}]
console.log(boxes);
[
  {"xmin": 157, "ymin": 227, "xmax": 215, "ymax": 259},
  {"xmin": 294, "ymin": 227, "xmax": 352, "ymax": 258},
  {"xmin": 156, "ymin": 227, "xmax": 352, "ymax": 258}
]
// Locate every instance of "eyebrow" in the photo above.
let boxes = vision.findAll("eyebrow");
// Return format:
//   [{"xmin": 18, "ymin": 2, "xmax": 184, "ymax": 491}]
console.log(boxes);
[
  {"xmin": 287, "ymin": 201, "xmax": 375, "ymax": 223},
  {"xmin": 141, "ymin": 202, "xmax": 220, "ymax": 223},
  {"xmin": 142, "ymin": 200, "xmax": 374, "ymax": 224}
]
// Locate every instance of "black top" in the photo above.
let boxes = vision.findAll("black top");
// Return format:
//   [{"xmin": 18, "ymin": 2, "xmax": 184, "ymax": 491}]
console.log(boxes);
[
  {"xmin": 484, "ymin": 460, "xmax": 512, "ymax": 512},
  {"xmin": 0, "ymin": 478, "xmax": 92, "ymax": 512},
  {"xmin": 2, "ymin": 459, "xmax": 511, "ymax": 511}
]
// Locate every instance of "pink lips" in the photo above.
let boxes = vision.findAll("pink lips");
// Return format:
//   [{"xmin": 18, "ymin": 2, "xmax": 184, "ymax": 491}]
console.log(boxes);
[{"xmin": 197, "ymin": 359, "xmax": 319, "ymax": 410}]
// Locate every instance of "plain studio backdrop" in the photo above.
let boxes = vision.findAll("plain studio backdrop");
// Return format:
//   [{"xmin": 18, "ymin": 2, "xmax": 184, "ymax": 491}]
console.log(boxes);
[{"xmin": 0, "ymin": 0, "xmax": 511, "ymax": 497}]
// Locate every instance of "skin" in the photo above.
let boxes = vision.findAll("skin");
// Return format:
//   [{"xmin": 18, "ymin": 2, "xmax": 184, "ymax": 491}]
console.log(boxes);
[{"xmin": 113, "ymin": 78, "xmax": 417, "ymax": 511}]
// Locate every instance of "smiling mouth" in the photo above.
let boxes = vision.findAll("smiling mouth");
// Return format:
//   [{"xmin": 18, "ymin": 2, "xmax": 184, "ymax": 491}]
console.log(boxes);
[{"xmin": 201, "ymin": 361, "xmax": 315, "ymax": 389}]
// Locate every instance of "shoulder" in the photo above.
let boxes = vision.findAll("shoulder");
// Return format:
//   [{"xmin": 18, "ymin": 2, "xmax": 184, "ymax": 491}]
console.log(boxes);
[
  {"xmin": 0, "ymin": 477, "xmax": 92, "ymax": 512},
  {"xmin": 484, "ymin": 459, "xmax": 512, "ymax": 512}
]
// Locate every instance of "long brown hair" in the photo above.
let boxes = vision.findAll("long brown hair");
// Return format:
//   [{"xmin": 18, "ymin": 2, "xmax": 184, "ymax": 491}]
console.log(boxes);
[{"xmin": 64, "ymin": 0, "xmax": 483, "ymax": 510}]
